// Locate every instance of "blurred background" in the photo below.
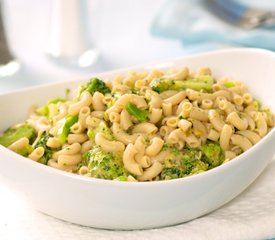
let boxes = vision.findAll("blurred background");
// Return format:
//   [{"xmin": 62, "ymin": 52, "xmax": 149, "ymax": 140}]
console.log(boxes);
[{"xmin": 0, "ymin": 0, "xmax": 275, "ymax": 92}]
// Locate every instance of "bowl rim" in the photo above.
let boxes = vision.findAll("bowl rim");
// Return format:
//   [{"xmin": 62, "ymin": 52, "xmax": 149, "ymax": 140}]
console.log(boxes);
[{"xmin": 1, "ymin": 47, "xmax": 275, "ymax": 187}]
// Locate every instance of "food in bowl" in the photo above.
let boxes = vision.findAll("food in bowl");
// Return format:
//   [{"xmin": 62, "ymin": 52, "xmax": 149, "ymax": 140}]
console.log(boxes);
[{"xmin": 0, "ymin": 66, "xmax": 274, "ymax": 182}]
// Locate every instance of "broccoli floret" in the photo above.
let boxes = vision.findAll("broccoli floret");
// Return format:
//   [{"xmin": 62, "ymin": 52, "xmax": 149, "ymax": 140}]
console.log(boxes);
[
  {"xmin": 81, "ymin": 78, "xmax": 111, "ymax": 95},
  {"xmin": 150, "ymin": 75, "xmax": 214, "ymax": 93},
  {"xmin": 201, "ymin": 141, "xmax": 225, "ymax": 168},
  {"xmin": 58, "ymin": 115, "xmax": 78, "ymax": 144},
  {"xmin": 160, "ymin": 145, "xmax": 208, "ymax": 180},
  {"xmin": 34, "ymin": 132, "xmax": 54, "ymax": 164},
  {"xmin": 160, "ymin": 167, "xmax": 183, "ymax": 180},
  {"xmin": 0, "ymin": 124, "xmax": 36, "ymax": 147},
  {"xmin": 87, "ymin": 121, "xmax": 114, "ymax": 142},
  {"xmin": 83, "ymin": 146, "xmax": 128, "ymax": 180},
  {"xmin": 126, "ymin": 103, "xmax": 149, "ymax": 122}
]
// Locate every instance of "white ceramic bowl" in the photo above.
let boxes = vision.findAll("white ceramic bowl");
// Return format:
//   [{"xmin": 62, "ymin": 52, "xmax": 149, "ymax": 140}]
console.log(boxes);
[{"xmin": 0, "ymin": 48, "xmax": 275, "ymax": 230}]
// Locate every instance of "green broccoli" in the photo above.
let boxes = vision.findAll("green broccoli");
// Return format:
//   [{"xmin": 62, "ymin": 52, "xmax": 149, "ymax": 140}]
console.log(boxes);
[
  {"xmin": 81, "ymin": 78, "xmax": 111, "ymax": 95},
  {"xmin": 201, "ymin": 140, "xmax": 225, "ymax": 168},
  {"xmin": 0, "ymin": 124, "xmax": 36, "ymax": 147},
  {"xmin": 47, "ymin": 98, "xmax": 67, "ymax": 104},
  {"xmin": 160, "ymin": 145, "xmax": 208, "ymax": 180},
  {"xmin": 36, "ymin": 97, "xmax": 68, "ymax": 117},
  {"xmin": 223, "ymin": 81, "xmax": 235, "ymax": 88},
  {"xmin": 34, "ymin": 132, "xmax": 54, "ymax": 164},
  {"xmin": 253, "ymin": 100, "xmax": 262, "ymax": 111},
  {"xmin": 150, "ymin": 75, "xmax": 214, "ymax": 93},
  {"xmin": 83, "ymin": 146, "xmax": 128, "ymax": 180},
  {"xmin": 36, "ymin": 105, "xmax": 49, "ymax": 116},
  {"xmin": 126, "ymin": 103, "xmax": 149, "ymax": 122},
  {"xmin": 87, "ymin": 121, "xmax": 114, "ymax": 142},
  {"xmin": 58, "ymin": 115, "xmax": 78, "ymax": 144},
  {"xmin": 16, "ymin": 144, "xmax": 34, "ymax": 157}
]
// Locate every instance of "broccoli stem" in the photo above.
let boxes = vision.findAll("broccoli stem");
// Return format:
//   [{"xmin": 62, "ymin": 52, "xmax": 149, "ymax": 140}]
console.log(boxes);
[
  {"xmin": 126, "ymin": 103, "xmax": 149, "ymax": 122},
  {"xmin": 58, "ymin": 115, "xmax": 78, "ymax": 144},
  {"xmin": 150, "ymin": 75, "xmax": 214, "ymax": 93},
  {"xmin": 0, "ymin": 124, "xmax": 36, "ymax": 147}
]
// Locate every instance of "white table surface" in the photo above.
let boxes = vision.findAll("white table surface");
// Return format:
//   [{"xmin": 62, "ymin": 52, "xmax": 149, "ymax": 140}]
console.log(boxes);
[{"xmin": 1, "ymin": 1, "xmax": 275, "ymax": 240}]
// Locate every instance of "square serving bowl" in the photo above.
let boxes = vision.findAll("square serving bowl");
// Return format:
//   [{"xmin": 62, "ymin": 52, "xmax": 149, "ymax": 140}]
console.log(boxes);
[{"xmin": 0, "ymin": 48, "xmax": 275, "ymax": 230}]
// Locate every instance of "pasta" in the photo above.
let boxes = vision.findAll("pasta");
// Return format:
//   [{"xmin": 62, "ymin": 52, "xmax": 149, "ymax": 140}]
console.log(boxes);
[{"xmin": 0, "ymin": 66, "xmax": 274, "ymax": 182}]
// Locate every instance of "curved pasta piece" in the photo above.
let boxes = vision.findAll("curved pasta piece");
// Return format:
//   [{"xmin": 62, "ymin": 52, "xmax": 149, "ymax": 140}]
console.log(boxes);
[
  {"xmin": 254, "ymin": 112, "xmax": 268, "ymax": 137},
  {"xmin": 149, "ymin": 95, "xmax": 163, "ymax": 109},
  {"xmin": 46, "ymin": 137, "xmax": 62, "ymax": 149},
  {"xmin": 151, "ymin": 151, "xmax": 170, "ymax": 163},
  {"xmin": 145, "ymin": 137, "xmax": 164, "ymax": 157},
  {"xmin": 178, "ymin": 119, "xmax": 192, "ymax": 132},
  {"xmin": 8, "ymin": 137, "xmax": 29, "ymax": 151},
  {"xmin": 189, "ymin": 108, "xmax": 208, "ymax": 122},
  {"xmin": 47, "ymin": 159, "xmax": 78, "ymax": 172},
  {"xmin": 52, "ymin": 142, "xmax": 81, "ymax": 160},
  {"xmin": 208, "ymin": 110, "xmax": 225, "ymax": 131},
  {"xmin": 192, "ymin": 119, "xmax": 207, "ymax": 138},
  {"xmin": 78, "ymin": 166, "xmax": 90, "ymax": 175},
  {"xmin": 68, "ymin": 91, "xmax": 93, "ymax": 116},
  {"xmin": 92, "ymin": 92, "xmax": 106, "ymax": 111},
  {"xmin": 28, "ymin": 147, "xmax": 45, "ymax": 161},
  {"xmin": 184, "ymin": 133, "xmax": 201, "ymax": 148},
  {"xmin": 162, "ymin": 102, "xmax": 173, "ymax": 117},
  {"xmin": 58, "ymin": 154, "xmax": 82, "ymax": 167},
  {"xmin": 230, "ymin": 134, "xmax": 252, "ymax": 152},
  {"xmin": 95, "ymin": 133, "xmax": 125, "ymax": 152},
  {"xmin": 218, "ymin": 99, "xmax": 236, "ymax": 114},
  {"xmin": 137, "ymin": 162, "xmax": 164, "ymax": 181},
  {"xmin": 163, "ymin": 91, "xmax": 186, "ymax": 105},
  {"xmin": 149, "ymin": 108, "xmax": 163, "ymax": 124},
  {"xmin": 136, "ymin": 155, "xmax": 151, "ymax": 168},
  {"xmin": 123, "ymin": 144, "xmax": 143, "ymax": 176},
  {"xmin": 186, "ymin": 89, "xmax": 214, "ymax": 102},
  {"xmin": 165, "ymin": 116, "xmax": 179, "ymax": 128},
  {"xmin": 120, "ymin": 109, "xmax": 133, "ymax": 130},
  {"xmin": 114, "ymin": 94, "xmax": 147, "ymax": 110},
  {"xmin": 207, "ymin": 129, "xmax": 220, "ymax": 142},
  {"xmin": 53, "ymin": 103, "xmax": 68, "ymax": 123},
  {"xmin": 226, "ymin": 111, "xmax": 248, "ymax": 130},
  {"xmin": 132, "ymin": 123, "xmax": 158, "ymax": 135},
  {"xmin": 112, "ymin": 122, "xmax": 139, "ymax": 144},
  {"xmin": 213, "ymin": 90, "xmax": 232, "ymax": 101},
  {"xmin": 220, "ymin": 124, "xmax": 233, "ymax": 151},
  {"xmin": 68, "ymin": 133, "xmax": 88, "ymax": 144},
  {"xmin": 167, "ymin": 129, "xmax": 183, "ymax": 144},
  {"xmin": 237, "ymin": 130, "xmax": 261, "ymax": 145}
]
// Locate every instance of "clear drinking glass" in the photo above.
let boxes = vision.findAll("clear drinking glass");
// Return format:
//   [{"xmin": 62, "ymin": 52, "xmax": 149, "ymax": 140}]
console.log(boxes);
[
  {"xmin": 0, "ymin": 1, "xmax": 20, "ymax": 77},
  {"xmin": 45, "ymin": 0, "xmax": 99, "ymax": 69}
]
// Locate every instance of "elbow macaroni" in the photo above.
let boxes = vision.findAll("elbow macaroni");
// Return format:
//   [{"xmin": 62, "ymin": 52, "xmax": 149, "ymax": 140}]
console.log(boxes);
[{"xmin": 2, "ymin": 66, "xmax": 274, "ymax": 182}]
